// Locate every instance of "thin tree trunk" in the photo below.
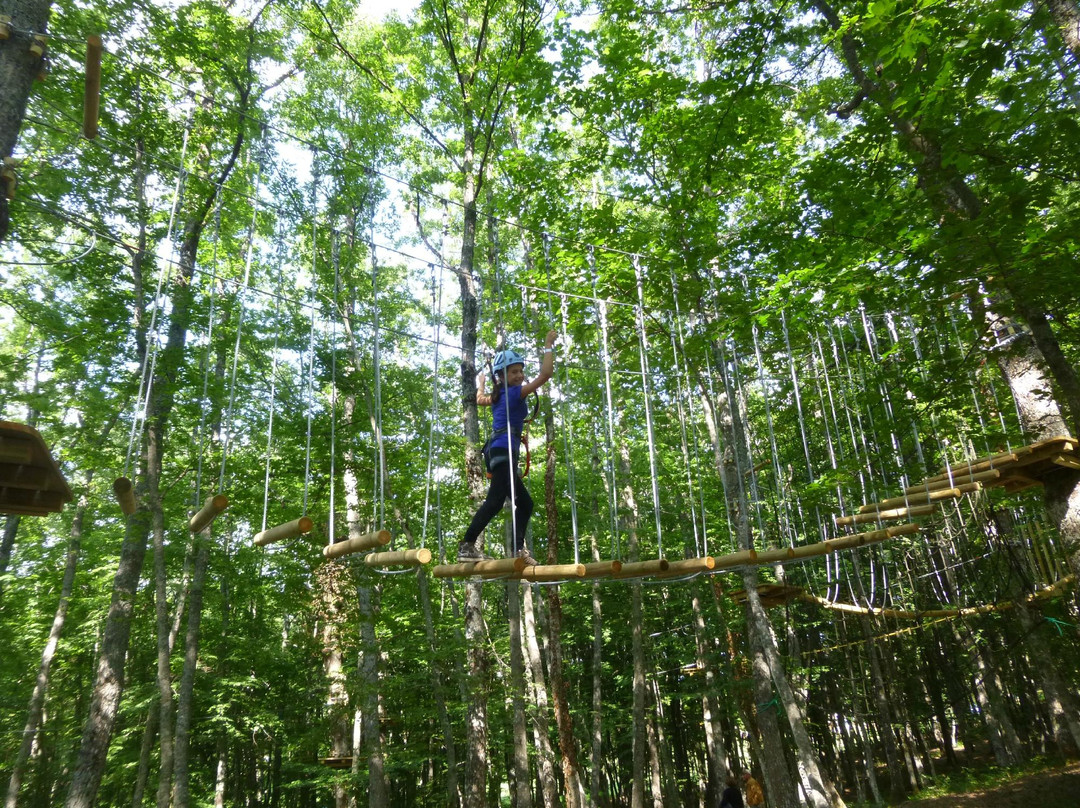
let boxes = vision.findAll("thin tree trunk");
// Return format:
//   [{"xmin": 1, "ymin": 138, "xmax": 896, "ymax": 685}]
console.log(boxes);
[
  {"xmin": 64, "ymin": 502, "xmax": 152, "ymax": 808},
  {"xmin": 617, "ymin": 444, "xmax": 648, "ymax": 808},
  {"xmin": 171, "ymin": 527, "xmax": 211, "ymax": 808},
  {"xmin": 508, "ymin": 579, "xmax": 532, "ymax": 808},
  {"xmin": 0, "ymin": 515, "xmax": 18, "ymax": 597},
  {"xmin": 151, "ymin": 503, "xmax": 175, "ymax": 808},
  {"xmin": 522, "ymin": 583, "xmax": 559, "ymax": 807},
  {"xmin": 5, "ymin": 485, "xmax": 88, "ymax": 808},
  {"xmin": 542, "ymin": 412, "xmax": 586, "ymax": 808},
  {"xmin": 691, "ymin": 584, "xmax": 729, "ymax": 804}
]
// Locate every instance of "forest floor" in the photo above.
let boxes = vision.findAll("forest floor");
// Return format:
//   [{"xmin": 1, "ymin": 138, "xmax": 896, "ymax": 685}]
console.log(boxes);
[{"xmin": 901, "ymin": 759, "xmax": 1080, "ymax": 807}]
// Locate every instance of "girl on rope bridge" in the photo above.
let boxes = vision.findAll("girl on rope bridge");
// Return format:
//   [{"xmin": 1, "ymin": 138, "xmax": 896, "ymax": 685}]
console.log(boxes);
[{"xmin": 458, "ymin": 330, "xmax": 558, "ymax": 566}]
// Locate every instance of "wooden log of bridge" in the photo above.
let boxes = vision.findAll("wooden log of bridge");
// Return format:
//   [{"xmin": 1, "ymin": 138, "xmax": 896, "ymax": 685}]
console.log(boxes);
[
  {"xmin": 581, "ymin": 560, "xmax": 622, "ymax": 579},
  {"xmin": 752, "ymin": 547, "xmax": 795, "ymax": 565},
  {"xmin": 82, "ymin": 35, "xmax": 102, "ymax": 139},
  {"xmin": 711, "ymin": 549, "xmax": 758, "ymax": 570},
  {"xmin": 113, "ymin": 477, "xmax": 136, "ymax": 516},
  {"xmin": 930, "ymin": 450, "xmax": 1018, "ymax": 480},
  {"xmin": 905, "ymin": 468, "xmax": 1001, "ymax": 494},
  {"xmin": 835, "ymin": 504, "xmax": 936, "ymax": 527},
  {"xmin": 188, "ymin": 494, "xmax": 228, "ymax": 533},
  {"xmin": 656, "ymin": 557, "xmax": 717, "ymax": 576},
  {"xmin": 323, "ymin": 529, "xmax": 392, "ymax": 559},
  {"xmin": 432, "ymin": 557, "xmax": 527, "ymax": 578},
  {"xmin": 859, "ymin": 482, "xmax": 985, "ymax": 514},
  {"xmin": 364, "ymin": 548, "xmax": 431, "ymax": 567},
  {"xmin": 611, "ymin": 559, "xmax": 670, "ymax": 579},
  {"xmin": 504, "ymin": 563, "xmax": 587, "ymax": 582},
  {"xmin": 254, "ymin": 516, "xmax": 314, "ymax": 547}
]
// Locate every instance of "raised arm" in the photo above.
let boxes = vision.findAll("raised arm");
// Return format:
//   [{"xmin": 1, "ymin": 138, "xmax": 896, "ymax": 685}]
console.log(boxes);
[
  {"xmin": 476, "ymin": 370, "xmax": 493, "ymax": 407},
  {"xmin": 520, "ymin": 330, "xmax": 557, "ymax": 397}
]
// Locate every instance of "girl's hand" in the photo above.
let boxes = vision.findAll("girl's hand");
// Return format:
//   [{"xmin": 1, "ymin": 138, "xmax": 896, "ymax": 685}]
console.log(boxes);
[{"xmin": 545, "ymin": 330, "xmax": 557, "ymax": 347}]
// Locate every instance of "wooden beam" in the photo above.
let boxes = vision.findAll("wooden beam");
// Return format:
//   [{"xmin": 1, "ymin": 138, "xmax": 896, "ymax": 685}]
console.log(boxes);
[
  {"xmin": 907, "ymin": 468, "xmax": 1001, "ymax": 494},
  {"xmin": 0, "ymin": 462, "xmax": 50, "ymax": 491},
  {"xmin": 112, "ymin": 477, "xmax": 136, "ymax": 515},
  {"xmin": 323, "ymin": 529, "xmax": 392, "ymax": 559},
  {"xmin": 254, "ymin": 516, "xmax": 314, "ymax": 547},
  {"xmin": 364, "ymin": 548, "xmax": 432, "ymax": 567},
  {"xmin": 581, "ymin": 560, "xmax": 622, "ymax": 579},
  {"xmin": 433, "ymin": 557, "xmax": 527, "ymax": 578},
  {"xmin": 1051, "ymin": 454, "xmax": 1080, "ymax": 471},
  {"xmin": 611, "ymin": 559, "xmax": 670, "ymax": 579},
  {"xmin": 188, "ymin": 494, "xmax": 228, "ymax": 533},
  {"xmin": 835, "ymin": 504, "xmax": 936, "ymax": 527}
]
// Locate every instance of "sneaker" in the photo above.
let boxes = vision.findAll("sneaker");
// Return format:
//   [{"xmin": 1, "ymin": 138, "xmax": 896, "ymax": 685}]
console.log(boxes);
[
  {"xmin": 457, "ymin": 541, "xmax": 486, "ymax": 562},
  {"xmin": 516, "ymin": 548, "xmax": 540, "ymax": 567}
]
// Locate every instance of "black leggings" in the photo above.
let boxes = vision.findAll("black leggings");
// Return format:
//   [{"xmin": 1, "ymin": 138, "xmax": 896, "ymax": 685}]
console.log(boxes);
[{"xmin": 463, "ymin": 460, "xmax": 534, "ymax": 552}]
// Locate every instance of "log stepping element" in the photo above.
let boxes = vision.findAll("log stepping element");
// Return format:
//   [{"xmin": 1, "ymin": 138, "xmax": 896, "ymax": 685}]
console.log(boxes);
[
  {"xmin": 0, "ymin": 421, "xmax": 73, "ymax": 517},
  {"xmin": 836, "ymin": 436, "xmax": 1079, "ymax": 528}
]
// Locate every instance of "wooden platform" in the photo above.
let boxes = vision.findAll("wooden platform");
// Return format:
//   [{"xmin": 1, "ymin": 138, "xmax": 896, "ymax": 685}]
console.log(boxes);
[
  {"xmin": 836, "ymin": 436, "xmax": 1078, "ymax": 526},
  {"xmin": 320, "ymin": 756, "xmax": 352, "ymax": 769},
  {"xmin": 0, "ymin": 421, "xmax": 73, "ymax": 516},
  {"xmin": 727, "ymin": 583, "xmax": 804, "ymax": 608}
]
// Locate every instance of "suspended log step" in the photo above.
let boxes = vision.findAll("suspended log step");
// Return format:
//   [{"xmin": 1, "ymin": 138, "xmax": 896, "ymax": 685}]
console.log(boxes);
[
  {"xmin": 0, "ymin": 421, "xmax": 72, "ymax": 517},
  {"xmin": 112, "ymin": 477, "xmax": 137, "ymax": 515},
  {"xmin": 433, "ymin": 557, "xmax": 527, "ymax": 578},
  {"xmin": 189, "ymin": 494, "xmax": 228, "ymax": 532},
  {"xmin": 858, "ymin": 482, "xmax": 983, "ymax": 514},
  {"xmin": 364, "ymin": 548, "xmax": 432, "ymax": 567},
  {"xmin": 254, "ymin": 516, "xmax": 314, "ymax": 547},
  {"xmin": 931, "ymin": 450, "xmax": 1018, "ymax": 479},
  {"xmin": 906, "ymin": 468, "xmax": 1001, "ymax": 494},
  {"xmin": 835, "ymin": 504, "xmax": 936, "ymax": 527},
  {"xmin": 711, "ymin": 549, "xmax": 758, "ymax": 570},
  {"xmin": 324, "ymin": 529, "xmax": 392, "ymax": 560}
]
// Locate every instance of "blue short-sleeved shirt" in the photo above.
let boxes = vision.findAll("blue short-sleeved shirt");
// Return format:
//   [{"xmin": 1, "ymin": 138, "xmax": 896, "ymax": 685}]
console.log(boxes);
[{"xmin": 490, "ymin": 384, "xmax": 528, "ymax": 454}]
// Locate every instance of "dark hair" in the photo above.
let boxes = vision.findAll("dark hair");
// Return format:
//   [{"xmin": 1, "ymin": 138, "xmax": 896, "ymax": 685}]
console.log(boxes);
[{"xmin": 489, "ymin": 372, "xmax": 505, "ymax": 406}]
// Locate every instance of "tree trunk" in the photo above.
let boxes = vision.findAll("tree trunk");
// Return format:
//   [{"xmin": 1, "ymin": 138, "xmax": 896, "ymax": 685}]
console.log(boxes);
[
  {"xmin": 5, "ymin": 485, "xmax": 87, "ymax": 808},
  {"xmin": 151, "ymin": 504, "xmax": 176, "ymax": 808},
  {"xmin": 508, "ymin": 580, "xmax": 532, "ymax": 808},
  {"xmin": 522, "ymin": 583, "xmax": 560, "ymax": 807},
  {"xmin": 542, "ymin": 412, "xmax": 586, "ymax": 808},
  {"xmin": 0, "ymin": 515, "xmax": 18, "ymax": 597},
  {"xmin": 691, "ymin": 584, "xmax": 729, "ymax": 804},
  {"xmin": 171, "ymin": 527, "xmax": 212, "ymax": 808},
  {"xmin": 617, "ymin": 445, "xmax": 648, "ymax": 808},
  {"xmin": 1046, "ymin": 0, "xmax": 1080, "ymax": 62},
  {"xmin": 0, "ymin": 0, "xmax": 52, "ymax": 242},
  {"xmin": 64, "ymin": 504, "xmax": 152, "ymax": 808}
]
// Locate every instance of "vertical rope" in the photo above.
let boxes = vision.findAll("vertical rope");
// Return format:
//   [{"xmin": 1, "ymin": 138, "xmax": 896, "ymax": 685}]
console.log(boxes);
[
  {"xmin": 303, "ymin": 163, "xmax": 318, "ymax": 516},
  {"xmin": 125, "ymin": 115, "xmax": 193, "ymax": 477},
  {"xmin": 218, "ymin": 164, "xmax": 262, "ymax": 491},
  {"xmin": 194, "ymin": 197, "xmax": 223, "ymax": 507},
  {"xmin": 632, "ymin": 255, "xmax": 664, "ymax": 557},
  {"xmin": 591, "ymin": 250, "xmax": 621, "ymax": 560},
  {"xmin": 542, "ymin": 234, "xmax": 581, "ymax": 564},
  {"xmin": 667, "ymin": 269, "xmax": 702, "ymax": 557},
  {"xmin": 371, "ymin": 239, "xmax": 385, "ymax": 532},
  {"xmin": 421, "ymin": 264, "xmax": 442, "ymax": 551},
  {"xmin": 328, "ymin": 230, "xmax": 339, "ymax": 547},
  {"xmin": 259, "ymin": 224, "xmax": 286, "ymax": 534}
]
